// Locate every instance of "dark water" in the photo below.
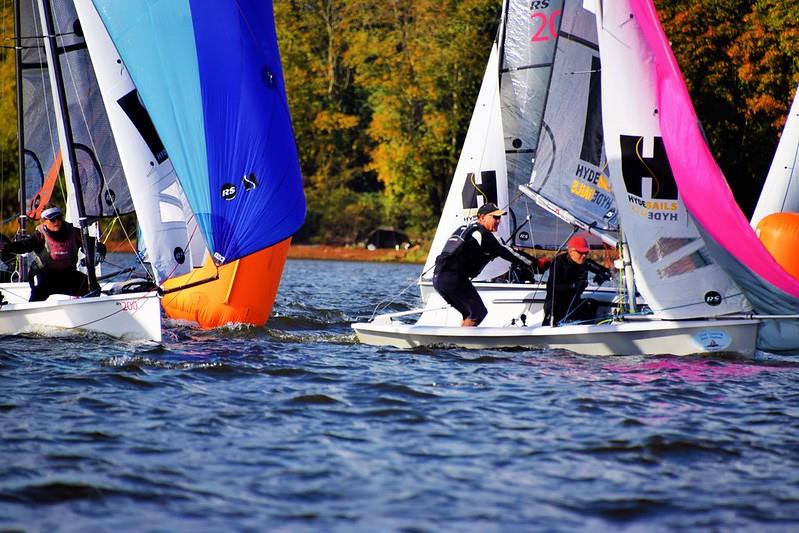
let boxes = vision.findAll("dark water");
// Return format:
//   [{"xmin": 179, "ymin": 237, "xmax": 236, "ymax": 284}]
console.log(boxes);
[{"xmin": 2, "ymin": 258, "xmax": 799, "ymax": 531}]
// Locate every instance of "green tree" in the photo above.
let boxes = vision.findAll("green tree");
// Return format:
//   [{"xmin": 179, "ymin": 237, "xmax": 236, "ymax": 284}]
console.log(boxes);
[
  {"xmin": 275, "ymin": 0, "xmax": 379, "ymax": 243},
  {"xmin": 0, "ymin": 4, "xmax": 20, "ymax": 221},
  {"xmin": 341, "ymin": 0, "xmax": 497, "ymax": 236}
]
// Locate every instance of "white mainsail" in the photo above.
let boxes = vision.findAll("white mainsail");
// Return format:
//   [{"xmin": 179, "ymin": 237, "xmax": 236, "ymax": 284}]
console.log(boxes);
[
  {"xmin": 595, "ymin": 0, "xmax": 750, "ymax": 318},
  {"xmin": 750, "ymin": 83, "xmax": 799, "ymax": 229},
  {"xmin": 421, "ymin": 44, "xmax": 509, "ymax": 281}
]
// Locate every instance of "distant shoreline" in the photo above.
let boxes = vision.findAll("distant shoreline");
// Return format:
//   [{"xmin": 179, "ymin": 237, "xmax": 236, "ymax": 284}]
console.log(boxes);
[
  {"xmin": 102, "ymin": 240, "xmax": 427, "ymax": 263},
  {"xmin": 287, "ymin": 244, "xmax": 426, "ymax": 264}
]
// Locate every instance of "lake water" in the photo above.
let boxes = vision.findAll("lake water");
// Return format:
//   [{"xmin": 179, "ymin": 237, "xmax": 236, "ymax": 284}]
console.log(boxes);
[{"xmin": 1, "ymin": 257, "xmax": 799, "ymax": 531}]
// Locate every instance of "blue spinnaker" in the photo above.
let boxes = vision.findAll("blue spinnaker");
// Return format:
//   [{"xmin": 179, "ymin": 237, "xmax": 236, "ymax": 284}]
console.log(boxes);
[{"xmin": 91, "ymin": 0, "xmax": 305, "ymax": 263}]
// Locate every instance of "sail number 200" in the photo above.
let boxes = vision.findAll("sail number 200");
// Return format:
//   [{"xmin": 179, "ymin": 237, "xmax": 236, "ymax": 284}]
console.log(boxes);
[{"xmin": 530, "ymin": 8, "xmax": 562, "ymax": 42}]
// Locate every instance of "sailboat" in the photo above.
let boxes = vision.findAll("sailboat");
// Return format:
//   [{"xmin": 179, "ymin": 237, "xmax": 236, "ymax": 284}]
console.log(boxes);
[
  {"xmin": 85, "ymin": 0, "xmax": 306, "ymax": 330},
  {"xmin": 751, "ymin": 83, "xmax": 799, "ymax": 230},
  {"xmin": 747, "ymin": 83, "xmax": 799, "ymax": 281},
  {"xmin": 617, "ymin": 0, "xmax": 799, "ymax": 354},
  {"xmin": 0, "ymin": 0, "xmax": 162, "ymax": 341},
  {"xmin": 415, "ymin": 0, "xmax": 620, "ymax": 328},
  {"xmin": 352, "ymin": 0, "xmax": 763, "ymax": 356},
  {"xmin": 1, "ymin": 0, "xmax": 305, "ymax": 339}
]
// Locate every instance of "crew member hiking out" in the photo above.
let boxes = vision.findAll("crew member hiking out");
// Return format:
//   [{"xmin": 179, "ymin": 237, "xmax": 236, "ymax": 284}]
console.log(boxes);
[{"xmin": 433, "ymin": 202, "xmax": 547, "ymax": 327}]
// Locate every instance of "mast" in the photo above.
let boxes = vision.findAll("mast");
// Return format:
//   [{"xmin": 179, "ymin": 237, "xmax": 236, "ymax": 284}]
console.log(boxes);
[
  {"xmin": 13, "ymin": 0, "xmax": 28, "ymax": 280},
  {"xmin": 618, "ymin": 229, "xmax": 636, "ymax": 313},
  {"xmin": 36, "ymin": 0, "xmax": 99, "ymax": 291},
  {"xmin": 496, "ymin": 0, "xmax": 509, "ymax": 75}
]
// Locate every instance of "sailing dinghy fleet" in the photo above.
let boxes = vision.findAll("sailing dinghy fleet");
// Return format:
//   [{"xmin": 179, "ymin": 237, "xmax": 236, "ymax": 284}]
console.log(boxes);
[
  {"xmin": 0, "ymin": 0, "xmax": 304, "ymax": 341},
  {"xmin": 352, "ymin": 0, "xmax": 799, "ymax": 357}
]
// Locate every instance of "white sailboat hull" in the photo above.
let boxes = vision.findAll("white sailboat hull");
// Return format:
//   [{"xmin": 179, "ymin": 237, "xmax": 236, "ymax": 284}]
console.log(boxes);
[
  {"xmin": 0, "ymin": 289, "xmax": 161, "ymax": 341},
  {"xmin": 352, "ymin": 317, "xmax": 758, "ymax": 357},
  {"xmin": 418, "ymin": 279, "xmax": 622, "ymax": 327}
]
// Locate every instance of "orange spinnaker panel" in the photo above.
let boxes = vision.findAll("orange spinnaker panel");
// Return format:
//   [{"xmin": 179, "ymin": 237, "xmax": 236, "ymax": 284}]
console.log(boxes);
[
  {"xmin": 756, "ymin": 212, "xmax": 799, "ymax": 279},
  {"xmin": 161, "ymin": 238, "xmax": 291, "ymax": 329}
]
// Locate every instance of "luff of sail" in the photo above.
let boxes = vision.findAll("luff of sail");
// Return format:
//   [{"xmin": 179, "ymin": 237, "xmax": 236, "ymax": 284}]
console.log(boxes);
[
  {"xmin": 90, "ymin": 0, "xmax": 306, "ymax": 264},
  {"xmin": 526, "ymin": 0, "xmax": 617, "ymax": 236},
  {"xmin": 596, "ymin": 0, "xmax": 750, "ymax": 320},
  {"xmin": 625, "ymin": 0, "xmax": 799, "ymax": 352},
  {"xmin": 750, "ymin": 83, "xmax": 799, "ymax": 229}
]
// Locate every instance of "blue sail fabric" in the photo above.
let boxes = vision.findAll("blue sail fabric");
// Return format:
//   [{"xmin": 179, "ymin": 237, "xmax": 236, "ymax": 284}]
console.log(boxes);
[{"xmin": 90, "ymin": 0, "xmax": 305, "ymax": 263}]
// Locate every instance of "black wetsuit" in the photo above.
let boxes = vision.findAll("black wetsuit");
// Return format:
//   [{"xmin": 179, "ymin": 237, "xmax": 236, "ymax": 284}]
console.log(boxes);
[
  {"xmin": 543, "ymin": 253, "xmax": 610, "ymax": 326},
  {"xmin": 433, "ymin": 224, "xmax": 532, "ymax": 324}
]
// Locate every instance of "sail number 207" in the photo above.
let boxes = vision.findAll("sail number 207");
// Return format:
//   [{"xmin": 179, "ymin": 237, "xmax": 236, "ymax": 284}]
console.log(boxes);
[{"xmin": 530, "ymin": 6, "xmax": 561, "ymax": 43}]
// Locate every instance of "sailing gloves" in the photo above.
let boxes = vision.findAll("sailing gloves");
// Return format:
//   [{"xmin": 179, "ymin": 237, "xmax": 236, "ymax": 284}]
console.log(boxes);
[
  {"xmin": 572, "ymin": 275, "xmax": 589, "ymax": 293},
  {"xmin": 593, "ymin": 269, "xmax": 611, "ymax": 286},
  {"xmin": 96, "ymin": 242, "xmax": 107, "ymax": 264}
]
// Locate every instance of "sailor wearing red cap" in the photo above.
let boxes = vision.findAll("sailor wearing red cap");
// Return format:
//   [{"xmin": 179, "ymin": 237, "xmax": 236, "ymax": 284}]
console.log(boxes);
[{"xmin": 543, "ymin": 234, "xmax": 612, "ymax": 326}]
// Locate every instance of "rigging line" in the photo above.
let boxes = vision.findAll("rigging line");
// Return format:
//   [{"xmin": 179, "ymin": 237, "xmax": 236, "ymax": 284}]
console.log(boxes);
[
  {"xmin": 647, "ymin": 290, "xmax": 748, "ymax": 315},
  {"xmin": 634, "ymin": 136, "xmax": 662, "ymax": 198},
  {"xmin": 47, "ymin": 11, "xmax": 154, "ymax": 282},
  {"xmin": 370, "ymin": 275, "xmax": 422, "ymax": 321},
  {"xmin": 159, "ymin": 221, "xmax": 219, "ymax": 307}
]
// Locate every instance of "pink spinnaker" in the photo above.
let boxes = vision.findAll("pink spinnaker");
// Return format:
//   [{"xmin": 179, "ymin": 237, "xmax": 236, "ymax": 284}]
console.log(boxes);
[{"xmin": 630, "ymin": 0, "xmax": 799, "ymax": 299}]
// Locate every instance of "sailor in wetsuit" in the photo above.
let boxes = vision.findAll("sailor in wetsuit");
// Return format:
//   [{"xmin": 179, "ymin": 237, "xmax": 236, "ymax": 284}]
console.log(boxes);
[
  {"xmin": 543, "ymin": 235, "xmax": 612, "ymax": 326},
  {"xmin": 433, "ymin": 202, "xmax": 541, "ymax": 327},
  {"xmin": 0, "ymin": 205, "xmax": 105, "ymax": 302}
]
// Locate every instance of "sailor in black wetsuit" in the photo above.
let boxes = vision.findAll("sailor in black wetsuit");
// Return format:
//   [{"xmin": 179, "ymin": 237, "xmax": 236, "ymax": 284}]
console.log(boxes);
[
  {"xmin": 433, "ymin": 203, "xmax": 537, "ymax": 327},
  {"xmin": 543, "ymin": 235, "xmax": 612, "ymax": 326}
]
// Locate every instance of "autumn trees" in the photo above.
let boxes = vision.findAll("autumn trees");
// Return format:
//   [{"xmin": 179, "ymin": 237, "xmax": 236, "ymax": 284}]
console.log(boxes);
[
  {"xmin": 280, "ymin": 0, "xmax": 798, "ymax": 243},
  {"xmin": 0, "ymin": 1, "xmax": 797, "ymax": 243},
  {"xmin": 654, "ymin": 0, "xmax": 798, "ymax": 213},
  {"xmin": 277, "ymin": 0, "xmax": 497, "ymax": 243}
]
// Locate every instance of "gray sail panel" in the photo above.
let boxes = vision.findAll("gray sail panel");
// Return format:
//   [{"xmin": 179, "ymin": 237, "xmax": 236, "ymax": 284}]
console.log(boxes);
[
  {"xmin": 49, "ymin": 0, "xmax": 133, "ymax": 217},
  {"xmin": 500, "ymin": 0, "xmax": 573, "ymax": 248},
  {"xmin": 528, "ymin": 1, "xmax": 618, "ymax": 232},
  {"xmin": 20, "ymin": 0, "xmax": 59, "ymax": 213}
]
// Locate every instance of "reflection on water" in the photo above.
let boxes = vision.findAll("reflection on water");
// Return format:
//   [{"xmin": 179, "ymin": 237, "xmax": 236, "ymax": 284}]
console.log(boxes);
[{"xmin": 1, "ymin": 258, "xmax": 798, "ymax": 530}]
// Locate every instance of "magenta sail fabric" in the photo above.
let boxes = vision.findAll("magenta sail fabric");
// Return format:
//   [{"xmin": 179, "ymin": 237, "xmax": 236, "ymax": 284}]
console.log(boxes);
[{"xmin": 630, "ymin": 0, "xmax": 799, "ymax": 298}]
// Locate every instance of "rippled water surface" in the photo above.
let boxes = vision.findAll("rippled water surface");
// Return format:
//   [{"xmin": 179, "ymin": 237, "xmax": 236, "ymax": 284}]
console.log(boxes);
[{"xmin": 2, "ymin": 258, "xmax": 799, "ymax": 531}]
